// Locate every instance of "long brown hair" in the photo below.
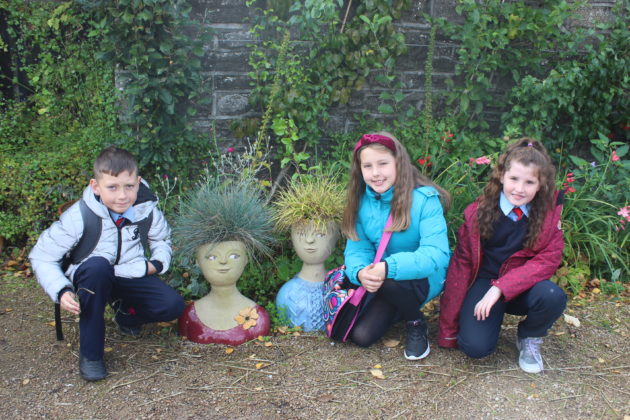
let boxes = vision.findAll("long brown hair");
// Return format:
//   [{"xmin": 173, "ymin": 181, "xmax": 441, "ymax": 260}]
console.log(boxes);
[
  {"xmin": 341, "ymin": 131, "xmax": 451, "ymax": 240},
  {"xmin": 478, "ymin": 137, "xmax": 556, "ymax": 249}
]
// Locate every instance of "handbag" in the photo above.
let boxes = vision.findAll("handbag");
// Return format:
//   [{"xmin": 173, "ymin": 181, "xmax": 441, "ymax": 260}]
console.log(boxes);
[{"xmin": 323, "ymin": 214, "xmax": 393, "ymax": 341}]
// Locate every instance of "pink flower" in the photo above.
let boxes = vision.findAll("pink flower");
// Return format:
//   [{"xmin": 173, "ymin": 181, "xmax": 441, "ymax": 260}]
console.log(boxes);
[
  {"xmin": 163, "ymin": 174, "xmax": 168, "ymax": 180},
  {"xmin": 227, "ymin": 147, "xmax": 234, "ymax": 153},
  {"xmin": 474, "ymin": 156, "xmax": 491, "ymax": 165},
  {"xmin": 567, "ymin": 186, "xmax": 576, "ymax": 194},
  {"xmin": 611, "ymin": 150, "xmax": 620, "ymax": 162},
  {"xmin": 618, "ymin": 206, "xmax": 630, "ymax": 221}
]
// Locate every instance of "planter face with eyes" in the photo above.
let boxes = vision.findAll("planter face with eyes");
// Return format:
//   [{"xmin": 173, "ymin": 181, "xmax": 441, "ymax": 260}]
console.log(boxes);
[
  {"xmin": 178, "ymin": 240, "xmax": 270, "ymax": 344},
  {"xmin": 275, "ymin": 222, "xmax": 339, "ymax": 331}
]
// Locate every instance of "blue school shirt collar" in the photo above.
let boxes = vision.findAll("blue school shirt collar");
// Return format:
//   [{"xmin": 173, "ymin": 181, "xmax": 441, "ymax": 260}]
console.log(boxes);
[
  {"xmin": 499, "ymin": 192, "xmax": 529, "ymax": 221},
  {"xmin": 109, "ymin": 206, "xmax": 136, "ymax": 223}
]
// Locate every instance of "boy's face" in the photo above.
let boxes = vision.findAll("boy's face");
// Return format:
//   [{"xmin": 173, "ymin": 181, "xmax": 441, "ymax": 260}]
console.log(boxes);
[{"xmin": 90, "ymin": 170, "xmax": 141, "ymax": 214}]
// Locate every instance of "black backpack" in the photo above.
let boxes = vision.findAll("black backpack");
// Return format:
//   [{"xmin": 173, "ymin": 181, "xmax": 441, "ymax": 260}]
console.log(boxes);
[{"xmin": 54, "ymin": 199, "xmax": 153, "ymax": 340}]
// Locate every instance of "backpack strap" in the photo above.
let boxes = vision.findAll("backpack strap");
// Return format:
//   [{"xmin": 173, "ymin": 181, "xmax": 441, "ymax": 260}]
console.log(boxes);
[
  {"xmin": 136, "ymin": 209, "xmax": 153, "ymax": 252},
  {"xmin": 68, "ymin": 199, "xmax": 102, "ymax": 265}
]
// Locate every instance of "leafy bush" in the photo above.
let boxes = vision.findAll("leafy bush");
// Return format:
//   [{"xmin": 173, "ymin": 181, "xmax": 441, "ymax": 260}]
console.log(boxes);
[
  {"xmin": 503, "ymin": 2, "xmax": 630, "ymax": 153},
  {"xmin": 0, "ymin": 1, "xmax": 118, "ymax": 245},
  {"xmin": 560, "ymin": 134, "xmax": 629, "ymax": 284}
]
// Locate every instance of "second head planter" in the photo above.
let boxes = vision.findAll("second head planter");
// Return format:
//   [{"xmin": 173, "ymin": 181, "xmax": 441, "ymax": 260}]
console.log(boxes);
[
  {"xmin": 174, "ymin": 180, "xmax": 275, "ymax": 345},
  {"xmin": 273, "ymin": 176, "xmax": 345, "ymax": 331}
]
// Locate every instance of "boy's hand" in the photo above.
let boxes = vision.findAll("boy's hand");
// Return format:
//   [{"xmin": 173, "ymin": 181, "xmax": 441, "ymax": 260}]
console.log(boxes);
[
  {"xmin": 358, "ymin": 263, "xmax": 385, "ymax": 293},
  {"xmin": 60, "ymin": 291, "xmax": 80, "ymax": 315},
  {"xmin": 147, "ymin": 261, "xmax": 157, "ymax": 275},
  {"xmin": 473, "ymin": 286, "xmax": 502, "ymax": 321}
]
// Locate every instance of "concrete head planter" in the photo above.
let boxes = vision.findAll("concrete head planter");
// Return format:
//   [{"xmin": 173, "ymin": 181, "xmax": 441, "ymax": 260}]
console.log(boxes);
[
  {"xmin": 174, "ymin": 181, "xmax": 275, "ymax": 345},
  {"xmin": 273, "ymin": 176, "xmax": 345, "ymax": 331}
]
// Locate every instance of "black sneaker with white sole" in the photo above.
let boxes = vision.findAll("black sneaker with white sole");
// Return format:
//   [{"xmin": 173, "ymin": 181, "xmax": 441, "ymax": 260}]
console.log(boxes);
[{"xmin": 404, "ymin": 318, "xmax": 430, "ymax": 360}]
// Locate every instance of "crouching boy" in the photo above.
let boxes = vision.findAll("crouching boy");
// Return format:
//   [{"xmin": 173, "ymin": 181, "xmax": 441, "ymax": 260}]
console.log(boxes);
[{"xmin": 29, "ymin": 146, "xmax": 185, "ymax": 381}]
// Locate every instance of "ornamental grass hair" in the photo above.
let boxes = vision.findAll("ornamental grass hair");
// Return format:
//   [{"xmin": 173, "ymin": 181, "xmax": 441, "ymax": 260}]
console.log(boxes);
[
  {"xmin": 273, "ymin": 175, "xmax": 345, "ymax": 234},
  {"xmin": 172, "ymin": 180, "xmax": 275, "ymax": 260},
  {"xmin": 478, "ymin": 137, "xmax": 556, "ymax": 249},
  {"xmin": 342, "ymin": 131, "xmax": 451, "ymax": 241}
]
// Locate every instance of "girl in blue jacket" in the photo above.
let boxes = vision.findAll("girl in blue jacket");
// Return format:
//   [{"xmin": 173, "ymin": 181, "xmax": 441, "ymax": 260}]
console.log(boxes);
[{"xmin": 342, "ymin": 132, "xmax": 451, "ymax": 360}]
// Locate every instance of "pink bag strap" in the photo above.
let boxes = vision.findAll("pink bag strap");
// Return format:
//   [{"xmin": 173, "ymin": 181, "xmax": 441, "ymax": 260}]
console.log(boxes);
[{"xmin": 373, "ymin": 214, "xmax": 393, "ymax": 263}]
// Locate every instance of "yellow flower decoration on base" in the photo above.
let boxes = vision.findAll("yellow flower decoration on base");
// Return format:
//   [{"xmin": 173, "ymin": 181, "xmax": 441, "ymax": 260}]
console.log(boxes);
[{"xmin": 234, "ymin": 307, "xmax": 259, "ymax": 330}]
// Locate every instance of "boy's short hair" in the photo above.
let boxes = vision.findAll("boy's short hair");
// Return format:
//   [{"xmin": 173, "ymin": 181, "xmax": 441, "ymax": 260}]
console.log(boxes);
[{"xmin": 93, "ymin": 146, "xmax": 138, "ymax": 178}]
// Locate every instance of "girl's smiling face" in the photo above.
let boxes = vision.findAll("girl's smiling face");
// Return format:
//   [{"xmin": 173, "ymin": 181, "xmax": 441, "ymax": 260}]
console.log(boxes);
[
  {"xmin": 501, "ymin": 161, "xmax": 541, "ymax": 207},
  {"xmin": 359, "ymin": 146, "xmax": 397, "ymax": 194}
]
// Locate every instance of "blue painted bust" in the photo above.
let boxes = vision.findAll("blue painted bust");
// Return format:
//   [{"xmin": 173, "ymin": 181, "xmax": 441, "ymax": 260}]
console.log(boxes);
[{"xmin": 275, "ymin": 222, "xmax": 339, "ymax": 332}]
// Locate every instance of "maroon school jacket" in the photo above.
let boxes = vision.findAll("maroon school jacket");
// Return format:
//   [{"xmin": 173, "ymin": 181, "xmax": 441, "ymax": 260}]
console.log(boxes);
[{"xmin": 437, "ymin": 190, "xmax": 565, "ymax": 348}]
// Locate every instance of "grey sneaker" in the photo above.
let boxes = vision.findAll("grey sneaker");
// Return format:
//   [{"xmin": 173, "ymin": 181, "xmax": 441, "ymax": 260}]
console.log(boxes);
[{"xmin": 516, "ymin": 337, "xmax": 544, "ymax": 373}]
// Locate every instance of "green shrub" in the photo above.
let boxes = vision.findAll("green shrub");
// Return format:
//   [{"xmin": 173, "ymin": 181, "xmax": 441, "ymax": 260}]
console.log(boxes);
[{"xmin": 0, "ymin": 1, "xmax": 118, "ymax": 245}]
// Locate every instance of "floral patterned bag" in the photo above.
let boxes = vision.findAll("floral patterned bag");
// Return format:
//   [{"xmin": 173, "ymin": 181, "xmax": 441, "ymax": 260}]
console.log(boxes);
[{"xmin": 323, "ymin": 215, "xmax": 393, "ymax": 341}]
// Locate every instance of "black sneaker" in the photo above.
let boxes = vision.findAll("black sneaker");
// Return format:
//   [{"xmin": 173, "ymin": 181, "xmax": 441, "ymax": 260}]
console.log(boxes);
[
  {"xmin": 118, "ymin": 323, "xmax": 142, "ymax": 337},
  {"xmin": 404, "ymin": 318, "xmax": 430, "ymax": 360},
  {"xmin": 79, "ymin": 354, "xmax": 107, "ymax": 381}
]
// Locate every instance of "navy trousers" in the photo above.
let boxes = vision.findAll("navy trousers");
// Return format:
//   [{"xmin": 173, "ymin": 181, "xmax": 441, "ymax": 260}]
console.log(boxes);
[
  {"xmin": 350, "ymin": 277, "xmax": 429, "ymax": 348},
  {"xmin": 73, "ymin": 257, "xmax": 185, "ymax": 360},
  {"xmin": 457, "ymin": 279, "xmax": 566, "ymax": 359}
]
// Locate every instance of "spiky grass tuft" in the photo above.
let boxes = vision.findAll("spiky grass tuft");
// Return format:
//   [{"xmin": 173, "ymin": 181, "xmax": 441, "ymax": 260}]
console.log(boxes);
[
  {"xmin": 272, "ymin": 176, "xmax": 346, "ymax": 234},
  {"xmin": 173, "ymin": 180, "xmax": 275, "ymax": 260}
]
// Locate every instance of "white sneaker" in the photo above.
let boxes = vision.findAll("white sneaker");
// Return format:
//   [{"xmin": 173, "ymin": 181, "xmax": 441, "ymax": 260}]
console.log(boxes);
[{"xmin": 516, "ymin": 337, "xmax": 544, "ymax": 373}]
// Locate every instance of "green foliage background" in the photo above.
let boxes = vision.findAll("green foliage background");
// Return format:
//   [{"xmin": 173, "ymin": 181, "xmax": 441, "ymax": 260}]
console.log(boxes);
[{"xmin": 1, "ymin": 0, "xmax": 627, "ymax": 306}]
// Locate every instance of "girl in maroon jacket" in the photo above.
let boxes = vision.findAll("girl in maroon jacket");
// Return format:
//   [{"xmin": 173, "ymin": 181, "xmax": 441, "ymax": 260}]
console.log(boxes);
[{"xmin": 438, "ymin": 138, "xmax": 566, "ymax": 373}]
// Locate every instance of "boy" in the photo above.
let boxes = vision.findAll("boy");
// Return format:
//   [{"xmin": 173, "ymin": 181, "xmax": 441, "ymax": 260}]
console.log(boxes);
[{"xmin": 29, "ymin": 146, "xmax": 185, "ymax": 381}]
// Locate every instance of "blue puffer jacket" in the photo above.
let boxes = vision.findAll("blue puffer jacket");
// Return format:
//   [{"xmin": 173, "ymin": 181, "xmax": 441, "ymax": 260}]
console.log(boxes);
[{"xmin": 344, "ymin": 185, "xmax": 450, "ymax": 304}]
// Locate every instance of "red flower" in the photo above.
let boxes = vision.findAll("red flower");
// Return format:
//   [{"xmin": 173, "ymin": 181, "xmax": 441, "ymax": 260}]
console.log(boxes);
[
  {"xmin": 127, "ymin": 307, "xmax": 137, "ymax": 316},
  {"xmin": 227, "ymin": 147, "xmax": 235, "ymax": 153},
  {"xmin": 163, "ymin": 174, "xmax": 168, "ymax": 180},
  {"xmin": 566, "ymin": 186, "xmax": 576, "ymax": 194}
]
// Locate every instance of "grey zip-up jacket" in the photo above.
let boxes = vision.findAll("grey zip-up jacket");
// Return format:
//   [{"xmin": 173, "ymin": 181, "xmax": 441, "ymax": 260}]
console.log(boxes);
[{"xmin": 29, "ymin": 180, "xmax": 172, "ymax": 302}]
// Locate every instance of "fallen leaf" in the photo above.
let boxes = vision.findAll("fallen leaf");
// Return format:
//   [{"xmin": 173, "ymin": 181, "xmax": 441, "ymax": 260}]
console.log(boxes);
[
  {"xmin": 592, "ymin": 287, "xmax": 601, "ymax": 294},
  {"xmin": 597, "ymin": 357, "xmax": 605, "ymax": 364},
  {"xmin": 382, "ymin": 338, "xmax": 400, "ymax": 348},
  {"xmin": 151, "ymin": 355, "xmax": 159, "ymax": 360},
  {"xmin": 225, "ymin": 348, "xmax": 234, "ymax": 354},
  {"xmin": 156, "ymin": 322, "xmax": 173, "ymax": 327},
  {"xmin": 373, "ymin": 364, "xmax": 382, "ymax": 369},
  {"xmin": 22, "ymin": 379, "xmax": 29, "ymax": 385},
  {"xmin": 6, "ymin": 260, "xmax": 18, "ymax": 267},
  {"xmin": 370, "ymin": 369, "xmax": 385, "ymax": 379},
  {"xmin": 4, "ymin": 308, "xmax": 13, "ymax": 313},
  {"xmin": 553, "ymin": 331, "xmax": 566, "ymax": 336},
  {"xmin": 264, "ymin": 342, "xmax": 273, "ymax": 347},
  {"xmin": 255, "ymin": 362, "xmax": 269, "ymax": 370},
  {"xmin": 155, "ymin": 348, "xmax": 162, "ymax": 353},
  {"xmin": 292, "ymin": 331, "xmax": 301, "ymax": 336},
  {"xmin": 104, "ymin": 347, "xmax": 113, "ymax": 353},
  {"xmin": 564, "ymin": 314, "xmax": 581, "ymax": 327},
  {"xmin": 276, "ymin": 326, "xmax": 288, "ymax": 334},
  {"xmin": 47, "ymin": 321, "xmax": 56, "ymax": 328}
]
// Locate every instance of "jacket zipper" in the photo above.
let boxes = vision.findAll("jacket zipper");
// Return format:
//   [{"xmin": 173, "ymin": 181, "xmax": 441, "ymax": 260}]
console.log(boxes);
[{"xmin": 114, "ymin": 225, "xmax": 122, "ymax": 265}]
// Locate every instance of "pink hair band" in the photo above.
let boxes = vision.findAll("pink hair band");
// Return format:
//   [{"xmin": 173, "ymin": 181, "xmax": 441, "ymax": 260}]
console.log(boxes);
[{"xmin": 354, "ymin": 134, "xmax": 396, "ymax": 154}]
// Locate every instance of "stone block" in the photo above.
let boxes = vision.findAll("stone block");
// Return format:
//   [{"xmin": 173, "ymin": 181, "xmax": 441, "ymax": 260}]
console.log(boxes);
[{"xmin": 216, "ymin": 93, "xmax": 252, "ymax": 115}]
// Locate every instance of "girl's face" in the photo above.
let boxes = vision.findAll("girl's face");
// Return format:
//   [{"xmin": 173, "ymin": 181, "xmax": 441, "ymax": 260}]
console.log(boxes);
[
  {"xmin": 359, "ymin": 146, "xmax": 397, "ymax": 194},
  {"xmin": 501, "ymin": 161, "xmax": 541, "ymax": 207}
]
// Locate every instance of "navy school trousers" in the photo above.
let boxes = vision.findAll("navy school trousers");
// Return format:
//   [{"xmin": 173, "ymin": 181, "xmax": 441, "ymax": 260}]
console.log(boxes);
[
  {"xmin": 73, "ymin": 256, "xmax": 185, "ymax": 360},
  {"xmin": 457, "ymin": 278, "xmax": 566, "ymax": 359}
]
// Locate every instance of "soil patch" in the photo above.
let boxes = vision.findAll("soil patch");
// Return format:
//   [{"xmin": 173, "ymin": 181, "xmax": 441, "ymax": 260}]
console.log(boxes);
[{"xmin": 1, "ymin": 271, "xmax": 628, "ymax": 419}]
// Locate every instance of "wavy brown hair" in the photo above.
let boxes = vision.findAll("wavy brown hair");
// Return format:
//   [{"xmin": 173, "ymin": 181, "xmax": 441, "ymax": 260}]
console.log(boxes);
[
  {"xmin": 341, "ymin": 131, "xmax": 451, "ymax": 240},
  {"xmin": 478, "ymin": 137, "xmax": 556, "ymax": 249}
]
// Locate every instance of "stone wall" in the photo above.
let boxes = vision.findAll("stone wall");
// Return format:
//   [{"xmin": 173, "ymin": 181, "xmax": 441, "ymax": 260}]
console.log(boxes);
[{"xmin": 191, "ymin": 0, "xmax": 618, "ymax": 144}]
